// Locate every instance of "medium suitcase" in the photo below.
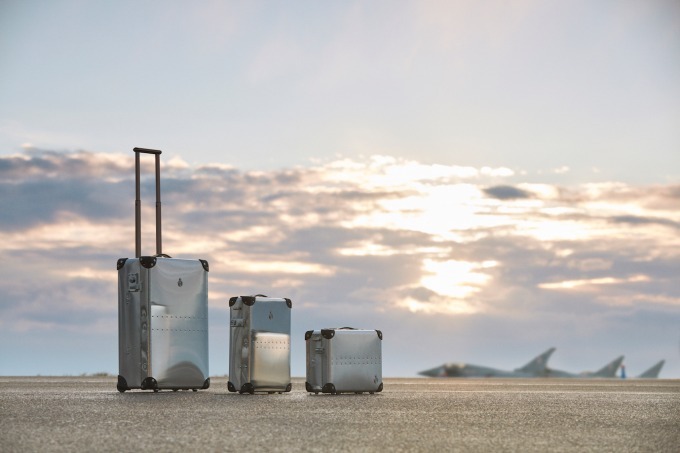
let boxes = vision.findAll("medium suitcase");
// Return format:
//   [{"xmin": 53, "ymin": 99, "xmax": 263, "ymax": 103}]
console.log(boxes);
[
  {"xmin": 228, "ymin": 295, "xmax": 292, "ymax": 394},
  {"xmin": 305, "ymin": 327, "xmax": 383, "ymax": 394},
  {"xmin": 117, "ymin": 147, "xmax": 210, "ymax": 393}
]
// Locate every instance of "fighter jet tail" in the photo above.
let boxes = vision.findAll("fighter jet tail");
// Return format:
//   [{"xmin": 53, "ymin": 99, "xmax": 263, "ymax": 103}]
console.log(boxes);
[
  {"xmin": 514, "ymin": 347, "xmax": 556, "ymax": 376},
  {"xmin": 589, "ymin": 355, "xmax": 624, "ymax": 378},
  {"xmin": 636, "ymin": 360, "xmax": 664, "ymax": 378}
]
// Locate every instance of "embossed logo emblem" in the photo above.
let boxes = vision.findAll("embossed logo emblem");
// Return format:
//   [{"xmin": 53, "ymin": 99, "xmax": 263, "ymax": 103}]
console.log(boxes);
[
  {"xmin": 177, "ymin": 278, "xmax": 183, "ymax": 287},
  {"xmin": 268, "ymin": 311, "xmax": 273, "ymax": 320}
]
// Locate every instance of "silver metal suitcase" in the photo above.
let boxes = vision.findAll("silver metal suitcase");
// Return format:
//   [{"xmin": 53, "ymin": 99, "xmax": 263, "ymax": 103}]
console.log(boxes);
[
  {"xmin": 228, "ymin": 295, "xmax": 292, "ymax": 394},
  {"xmin": 305, "ymin": 327, "xmax": 383, "ymax": 394},
  {"xmin": 117, "ymin": 148, "xmax": 210, "ymax": 393}
]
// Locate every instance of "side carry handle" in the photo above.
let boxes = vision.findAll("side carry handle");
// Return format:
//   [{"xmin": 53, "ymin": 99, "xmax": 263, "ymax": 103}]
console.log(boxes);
[{"xmin": 133, "ymin": 147, "xmax": 162, "ymax": 258}]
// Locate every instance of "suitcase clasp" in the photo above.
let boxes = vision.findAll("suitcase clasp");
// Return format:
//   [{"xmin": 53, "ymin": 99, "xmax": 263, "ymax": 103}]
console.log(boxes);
[{"xmin": 128, "ymin": 273, "xmax": 140, "ymax": 292}]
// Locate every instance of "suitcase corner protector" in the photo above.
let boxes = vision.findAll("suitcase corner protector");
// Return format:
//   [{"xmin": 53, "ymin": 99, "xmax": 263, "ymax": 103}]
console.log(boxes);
[
  {"xmin": 242, "ymin": 296, "xmax": 256, "ymax": 306},
  {"xmin": 139, "ymin": 256, "xmax": 157, "ymax": 269},
  {"xmin": 321, "ymin": 329, "xmax": 335, "ymax": 340},
  {"xmin": 116, "ymin": 375, "xmax": 129, "ymax": 393}
]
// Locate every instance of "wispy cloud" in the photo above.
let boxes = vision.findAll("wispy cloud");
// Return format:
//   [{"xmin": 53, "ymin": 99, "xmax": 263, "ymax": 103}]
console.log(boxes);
[{"xmin": 1, "ymin": 148, "xmax": 678, "ymax": 376}]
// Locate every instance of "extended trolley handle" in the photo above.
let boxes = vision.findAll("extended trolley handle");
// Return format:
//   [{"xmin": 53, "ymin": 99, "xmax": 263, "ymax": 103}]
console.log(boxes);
[{"xmin": 133, "ymin": 147, "xmax": 162, "ymax": 258}]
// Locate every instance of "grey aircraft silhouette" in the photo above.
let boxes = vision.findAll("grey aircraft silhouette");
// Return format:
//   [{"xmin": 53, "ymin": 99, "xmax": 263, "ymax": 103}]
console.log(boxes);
[
  {"xmin": 543, "ymin": 356, "xmax": 624, "ymax": 378},
  {"xmin": 418, "ymin": 348, "xmax": 556, "ymax": 378},
  {"xmin": 636, "ymin": 360, "xmax": 665, "ymax": 378}
]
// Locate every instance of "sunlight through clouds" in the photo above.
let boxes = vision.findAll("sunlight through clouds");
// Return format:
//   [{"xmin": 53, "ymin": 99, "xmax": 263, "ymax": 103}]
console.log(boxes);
[
  {"xmin": 539, "ymin": 275, "xmax": 650, "ymax": 290},
  {"xmin": 404, "ymin": 259, "xmax": 500, "ymax": 314}
]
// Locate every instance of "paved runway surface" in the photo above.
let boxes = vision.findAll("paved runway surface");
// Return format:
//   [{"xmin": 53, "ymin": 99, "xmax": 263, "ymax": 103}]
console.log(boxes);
[{"xmin": 1, "ymin": 377, "xmax": 679, "ymax": 452}]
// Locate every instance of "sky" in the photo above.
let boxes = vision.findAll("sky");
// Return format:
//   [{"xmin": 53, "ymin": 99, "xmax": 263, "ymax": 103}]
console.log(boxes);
[{"xmin": 0, "ymin": 0, "xmax": 679, "ymax": 378}]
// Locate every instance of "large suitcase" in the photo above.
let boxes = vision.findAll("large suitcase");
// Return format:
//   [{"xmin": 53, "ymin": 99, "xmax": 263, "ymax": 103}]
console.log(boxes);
[
  {"xmin": 228, "ymin": 295, "xmax": 292, "ymax": 394},
  {"xmin": 305, "ymin": 327, "xmax": 383, "ymax": 394},
  {"xmin": 117, "ymin": 147, "xmax": 210, "ymax": 393}
]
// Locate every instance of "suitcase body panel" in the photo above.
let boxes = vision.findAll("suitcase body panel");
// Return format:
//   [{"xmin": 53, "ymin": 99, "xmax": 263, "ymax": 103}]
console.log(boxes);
[
  {"xmin": 118, "ymin": 257, "xmax": 209, "ymax": 391},
  {"xmin": 306, "ymin": 328, "xmax": 383, "ymax": 394},
  {"xmin": 228, "ymin": 296, "xmax": 292, "ymax": 393}
]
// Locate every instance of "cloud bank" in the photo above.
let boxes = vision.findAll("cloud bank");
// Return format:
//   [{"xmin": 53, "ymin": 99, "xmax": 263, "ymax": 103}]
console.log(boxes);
[{"xmin": 1, "ymin": 149, "xmax": 678, "ymax": 377}]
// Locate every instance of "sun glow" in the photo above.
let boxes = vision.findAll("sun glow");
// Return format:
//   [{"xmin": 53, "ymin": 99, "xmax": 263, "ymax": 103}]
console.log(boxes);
[
  {"xmin": 420, "ymin": 259, "xmax": 498, "ymax": 299},
  {"xmin": 399, "ymin": 296, "xmax": 477, "ymax": 315}
]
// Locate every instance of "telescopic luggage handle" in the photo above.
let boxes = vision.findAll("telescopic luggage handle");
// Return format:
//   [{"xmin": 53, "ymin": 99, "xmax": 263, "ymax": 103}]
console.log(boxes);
[{"xmin": 133, "ymin": 147, "xmax": 162, "ymax": 258}]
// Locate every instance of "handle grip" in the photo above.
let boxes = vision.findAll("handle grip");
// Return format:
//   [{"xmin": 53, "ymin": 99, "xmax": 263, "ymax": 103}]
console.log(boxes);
[
  {"xmin": 133, "ymin": 147, "xmax": 162, "ymax": 155},
  {"xmin": 134, "ymin": 147, "xmax": 163, "ymax": 258}
]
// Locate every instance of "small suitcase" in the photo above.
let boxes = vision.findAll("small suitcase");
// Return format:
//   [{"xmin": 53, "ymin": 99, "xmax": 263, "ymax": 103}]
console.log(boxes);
[
  {"xmin": 117, "ymin": 148, "xmax": 210, "ymax": 393},
  {"xmin": 228, "ymin": 295, "xmax": 292, "ymax": 394},
  {"xmin": 305, "ymin": 327, "xmax": 383, "ymax": 394}
]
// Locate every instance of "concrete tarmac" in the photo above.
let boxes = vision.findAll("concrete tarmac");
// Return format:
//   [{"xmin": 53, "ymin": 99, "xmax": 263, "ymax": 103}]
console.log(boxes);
[{"xmin": 1, "ymin": 377, "xmax": 679, "ymax": 452}]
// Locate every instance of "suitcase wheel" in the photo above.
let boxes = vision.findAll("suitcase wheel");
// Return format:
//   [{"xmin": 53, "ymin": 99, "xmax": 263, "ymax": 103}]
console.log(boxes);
[
  {"xmin": 192, "ymin": 389, "xmax": 197, "ymax": 392},
  {"xmin": 141, "ymin": 377, "xmax": 158, "ymax": 392},
  {"xmin": 173, "ymin": 389, "xmax": 178, "ymax": 392},
  {"xmin": 240, "ymin": 383, "xmax": 255, "ymax": 395},
  {"xmin": 314, "ymin": 392, "xmax": 319, "ymax": 395},
  {"xmin": 153, "ymin": 389, "xmax": 159, "ymax": 393},
  {"xmin": 369, "ymin": 392, "xmax": 375, "ymax": 395}
]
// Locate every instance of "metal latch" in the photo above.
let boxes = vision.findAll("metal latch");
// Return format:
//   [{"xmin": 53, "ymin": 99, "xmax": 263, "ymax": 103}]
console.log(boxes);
[{"xmin": 128, "ymin": 273, "xmax": 140, "ymax": 292}]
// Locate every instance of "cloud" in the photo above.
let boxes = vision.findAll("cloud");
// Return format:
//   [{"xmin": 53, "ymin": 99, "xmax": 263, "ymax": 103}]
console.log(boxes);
[
  {"xmin": 609, "ymin": 214, "xmax": 680, "ymax": 230},
  {"xmin": 483, "ymin": 185, "xmax": 532, "ymax": 200},
  {"xmin": 1, "ymin": 148, "xmax": 679, "ymax": 377}
]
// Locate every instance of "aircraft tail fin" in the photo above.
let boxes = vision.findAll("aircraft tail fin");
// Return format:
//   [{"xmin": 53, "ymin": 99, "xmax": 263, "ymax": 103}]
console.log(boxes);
[
  {"xmin": 591, "ymin": 355, "xmax": 624, "ymax": 377},
  {"xmin": 515, "ymin": 347, "xmax": 556, "ymax": 375},
  {"xmin": 636, "ymin": 360, "xmax": 664, "ymax": 378}
]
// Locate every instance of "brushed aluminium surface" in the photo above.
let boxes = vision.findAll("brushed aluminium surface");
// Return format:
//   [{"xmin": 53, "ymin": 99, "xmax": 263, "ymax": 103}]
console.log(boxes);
[
  {"xmin": 229, "ymin": 296, "xmax": 291, "ymax": 391},
  {"xmin": 118, "ymin": 259, "xmax": 143, "ymax": 388},
  {"xmin": 305, "ymin": 331, "xmax": 324, "ymax": 391},
  {"xmin": 251, "ymin": 332, "xmax": 291, "ymax": 389},
  {"xmin": 306, "ymin": 329, "xmax": 382, "ymax": 393},
  {"xmin": 327, "ymin": 330, "xmax": 382, "ymax": 392},
  {"xmin": 118, "ymin": 257, "xmax": 208, "ymax": 389}
]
